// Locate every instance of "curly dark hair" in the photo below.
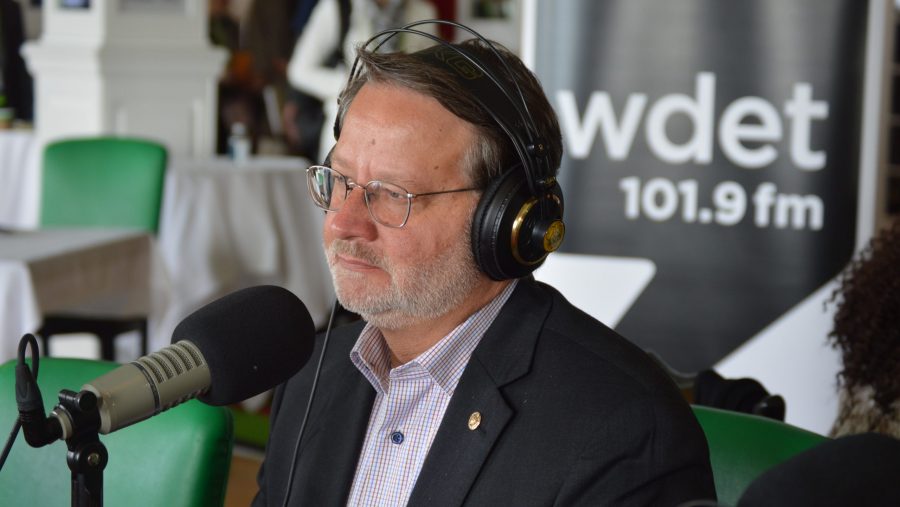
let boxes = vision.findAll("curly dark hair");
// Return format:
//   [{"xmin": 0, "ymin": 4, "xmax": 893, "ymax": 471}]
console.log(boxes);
[{"xmin": 829, "ymin": 219, "xmax": 900, "ymax": 414}]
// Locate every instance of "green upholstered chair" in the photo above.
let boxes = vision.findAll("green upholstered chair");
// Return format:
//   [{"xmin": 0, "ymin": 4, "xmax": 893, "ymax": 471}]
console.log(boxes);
[
  {"xmin": 0, "ymin": 357, "xmax": 233, "ymax": 506},
  {"xmin": 692, "ymin": 405, "xmax": 829, "ymax": 506},
  {"xmin": 40, "ymin": 136, "xmax": 168, "ymax": 232},
  {"xmin": 37, "ymin": 136, "xmax": 168, "ymax": 361}
]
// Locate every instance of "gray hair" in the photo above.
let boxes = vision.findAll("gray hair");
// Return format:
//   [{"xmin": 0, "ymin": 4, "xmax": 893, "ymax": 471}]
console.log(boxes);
[{"xmin": 334, "ymin": 39, "xmax": 563, "ymax": 189}]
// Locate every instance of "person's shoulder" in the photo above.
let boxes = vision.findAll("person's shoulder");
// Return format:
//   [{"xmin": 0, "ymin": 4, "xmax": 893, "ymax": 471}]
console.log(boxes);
[
  {"xmin": 525, "ymin": 280, "xmax": 682, "ymax": 400},
  {"xmin": 301, "ymin": 0, "xmax": 341, "ymax": 38},
  {"xmin": 502, "ymin": 281, "xmax": 706, "ymax": 465},
  {"xmin": 833, "ymin": 384, "xmax": 900, "ymax": 439}
]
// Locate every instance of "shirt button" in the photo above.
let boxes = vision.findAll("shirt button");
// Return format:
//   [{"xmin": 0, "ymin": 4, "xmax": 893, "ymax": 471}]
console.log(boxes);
[{"xmin": 390, "ymin": 431, "xmax": 404, "ymax": 445}]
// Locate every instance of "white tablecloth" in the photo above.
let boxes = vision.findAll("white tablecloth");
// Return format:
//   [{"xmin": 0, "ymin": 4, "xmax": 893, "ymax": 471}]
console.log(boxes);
[
  {"xmin": 0, "ymin": 130, "xmax": 41, "ymax": 229},
  {"xmin": 152, "ymin": 156, "xmax": 334, "ymax": 352},
  {"xmin": 0, "ymin": 229, "xmax": 158, "ymax": 363},
  {"xmin": 0, "ymin": 146, "xmax": 335, "ymax": 355}
]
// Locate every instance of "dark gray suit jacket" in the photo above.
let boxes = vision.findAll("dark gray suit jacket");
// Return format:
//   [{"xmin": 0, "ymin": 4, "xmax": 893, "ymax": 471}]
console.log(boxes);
[{"xmin": 253, "ymin": 280, "xmax": 716, "ymax": 506}]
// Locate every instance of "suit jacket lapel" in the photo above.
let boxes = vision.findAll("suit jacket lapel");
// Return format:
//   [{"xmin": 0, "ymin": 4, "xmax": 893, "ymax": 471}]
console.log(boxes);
[
  {"xmin": 296, "ymin": 334, "xmax": 375, "ymax": 505},
  {"xmin": 407, "ymin": 280, "xmax": 551, "ymax": 506}
]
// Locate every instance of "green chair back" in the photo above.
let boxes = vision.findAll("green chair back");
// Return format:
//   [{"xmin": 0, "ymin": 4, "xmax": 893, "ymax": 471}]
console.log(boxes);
[
  {"xmin": 0, "ymin": 358, "xmax": 233, "ymax": 506},
  {"xmin": 40, "ymin": 137, "xmax": 168, "ymax": 232},
  {"xmin": 692, "ymin": 405, "xmax": 828, "ymax": 506}
]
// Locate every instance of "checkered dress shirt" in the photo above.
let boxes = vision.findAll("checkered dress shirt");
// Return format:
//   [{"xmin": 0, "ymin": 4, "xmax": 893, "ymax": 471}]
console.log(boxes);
[{"xmin": 346, "ymin": 280, "xmax": 518, "ymax": 506}]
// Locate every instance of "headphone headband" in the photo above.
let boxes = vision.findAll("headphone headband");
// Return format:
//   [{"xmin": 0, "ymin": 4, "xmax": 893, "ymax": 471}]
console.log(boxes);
[{"xmin": 346, "ymin": 20, "xmax": 552, "ymax": 191}]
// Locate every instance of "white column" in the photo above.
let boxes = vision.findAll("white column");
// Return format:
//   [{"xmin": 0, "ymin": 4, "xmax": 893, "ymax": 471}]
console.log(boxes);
[{"xmin": 21, "ymin": 0, "xmax": 227, "ymax": 157}]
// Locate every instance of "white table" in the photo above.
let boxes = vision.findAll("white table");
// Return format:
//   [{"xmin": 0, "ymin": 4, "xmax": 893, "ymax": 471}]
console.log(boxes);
[
  {"xmin": 0, "ymin": 228, "xmax": 158, "ymax": 363},
  {"xmin": 0, "ymin": 130, "xmax": 41, "ymax": 229},
  {"xmin": 0, "ymin": 145, "xmax": 335, "ymax": 354},
  {"xmin": 153, "ymin": 156, "xmax": 334, "ymax": 353}
]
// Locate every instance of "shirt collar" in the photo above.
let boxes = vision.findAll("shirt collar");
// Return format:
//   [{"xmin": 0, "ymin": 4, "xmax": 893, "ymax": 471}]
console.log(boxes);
[{"xmin": 350, "ymin": 279, "xmax": 518, "ymax": 395}]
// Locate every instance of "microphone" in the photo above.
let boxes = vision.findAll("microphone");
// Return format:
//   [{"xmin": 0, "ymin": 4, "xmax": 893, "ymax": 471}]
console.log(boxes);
[{"xmin": 76, "ymin": 285, "xmax": 315, "ymax": 435}]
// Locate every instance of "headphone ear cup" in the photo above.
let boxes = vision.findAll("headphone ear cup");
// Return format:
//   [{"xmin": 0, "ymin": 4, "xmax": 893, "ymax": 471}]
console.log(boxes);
[
  {"xmin": 471, "ymin": 166, "xmax": 564, "ymax": 281},
  {"xmin": 471, "ymin": 169, "xmax": 517, "ymax": 280}
]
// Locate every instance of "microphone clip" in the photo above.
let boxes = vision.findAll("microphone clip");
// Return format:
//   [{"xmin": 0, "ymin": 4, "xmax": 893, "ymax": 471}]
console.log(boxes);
[
  {"xmin": 13, "ymin": 333, "xmax": 108, "ymax": 506},
  {"xmin": 56, "ymin": 389, "xmax": 108, "ymax": 507},
  {"xmin": 24, "ymin": 386, "xmax": 108, "ymax": 506}
]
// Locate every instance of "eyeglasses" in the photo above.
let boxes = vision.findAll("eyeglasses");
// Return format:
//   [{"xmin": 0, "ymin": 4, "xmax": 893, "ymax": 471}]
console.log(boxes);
[{"xmin": 306, "ymin": 165, "xmax": 479, "ymax": 228}]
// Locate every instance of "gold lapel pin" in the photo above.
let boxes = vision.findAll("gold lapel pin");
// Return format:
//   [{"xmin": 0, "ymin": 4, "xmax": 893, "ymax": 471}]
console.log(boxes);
[{"xmin": 468, "ymin": 411, "xmax": 482, "ymax": 431}]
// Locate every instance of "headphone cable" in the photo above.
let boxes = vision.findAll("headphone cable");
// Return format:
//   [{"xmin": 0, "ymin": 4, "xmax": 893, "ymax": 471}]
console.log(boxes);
[
  {"xmin": 0, "ymin": 334, "xmax": 41, "ymax": 473},
  {"xmin": 279, "ymin": 298, "xmax": 339, "ymax": 507}
]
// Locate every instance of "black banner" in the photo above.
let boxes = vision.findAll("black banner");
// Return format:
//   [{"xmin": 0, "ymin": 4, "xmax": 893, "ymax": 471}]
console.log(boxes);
[{"xmin": 532, "ymin": 0, "xmax": 869, "ymax": 371}]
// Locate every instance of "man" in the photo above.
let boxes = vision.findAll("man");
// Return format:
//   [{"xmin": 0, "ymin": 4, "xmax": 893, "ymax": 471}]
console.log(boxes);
[{"xmin": 253, "ymin": 33, "xmax": 716, "ymax": 506}]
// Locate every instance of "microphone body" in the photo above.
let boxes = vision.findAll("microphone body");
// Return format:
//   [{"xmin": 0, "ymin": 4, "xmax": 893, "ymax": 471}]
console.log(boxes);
[
  {"xmin": 83, "ymin": 341, "xmax": 210, "ymax": 434},
  {"xmin": 65, "ymin": 285, "xmax": 314, "ymax": 436}
]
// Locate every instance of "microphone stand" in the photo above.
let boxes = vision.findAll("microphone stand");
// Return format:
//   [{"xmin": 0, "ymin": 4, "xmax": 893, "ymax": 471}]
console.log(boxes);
[
  {"xmin": 22, "ymin": 387, "xmax": 108, "ymax": 506},
  {"xmin": 15, "ymin": 334, "xmax": 108, "ymax": 506},
  {"xmin": 58, "ymin": 389, "xmax": 108, "ymax": 507}
]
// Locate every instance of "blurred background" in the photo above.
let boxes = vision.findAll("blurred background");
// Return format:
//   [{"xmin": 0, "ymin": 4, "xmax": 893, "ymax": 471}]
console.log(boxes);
[{"xmin": 1, "ymin": 1, "xmax": 898, "ymax": 504}]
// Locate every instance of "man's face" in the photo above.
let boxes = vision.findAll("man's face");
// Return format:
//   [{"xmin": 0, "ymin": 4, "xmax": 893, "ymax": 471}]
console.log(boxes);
[{"xmin": 324, "ymin": 82, "xmax": 484, "ymax": 330}]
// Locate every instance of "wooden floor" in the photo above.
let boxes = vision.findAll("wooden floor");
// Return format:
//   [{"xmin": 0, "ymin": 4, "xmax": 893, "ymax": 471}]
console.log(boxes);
[{"xmin": 225, "ymin": 447, "xmax": 264, "ymax": 507}]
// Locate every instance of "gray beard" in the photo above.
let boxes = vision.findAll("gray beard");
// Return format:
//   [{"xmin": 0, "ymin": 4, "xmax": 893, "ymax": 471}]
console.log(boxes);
[{"xmin": 326, "ymin": 228, "xmax": 483, "ymax": 331}]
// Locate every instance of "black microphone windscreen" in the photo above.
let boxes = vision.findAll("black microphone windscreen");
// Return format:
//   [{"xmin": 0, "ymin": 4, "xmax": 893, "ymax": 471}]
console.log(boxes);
[
  {"xmin": 171, "ymin": 285, "xmax": 316, "ymax": 405},
  {"xmin": 737, "ymin": 432, "xmax": 900, "ymax": 507}
]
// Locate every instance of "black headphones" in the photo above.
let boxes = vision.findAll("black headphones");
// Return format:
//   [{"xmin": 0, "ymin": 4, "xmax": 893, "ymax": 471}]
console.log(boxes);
[{"xmin": 336, "ymin": 20, "xmax": 565, "ymax": 281}]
